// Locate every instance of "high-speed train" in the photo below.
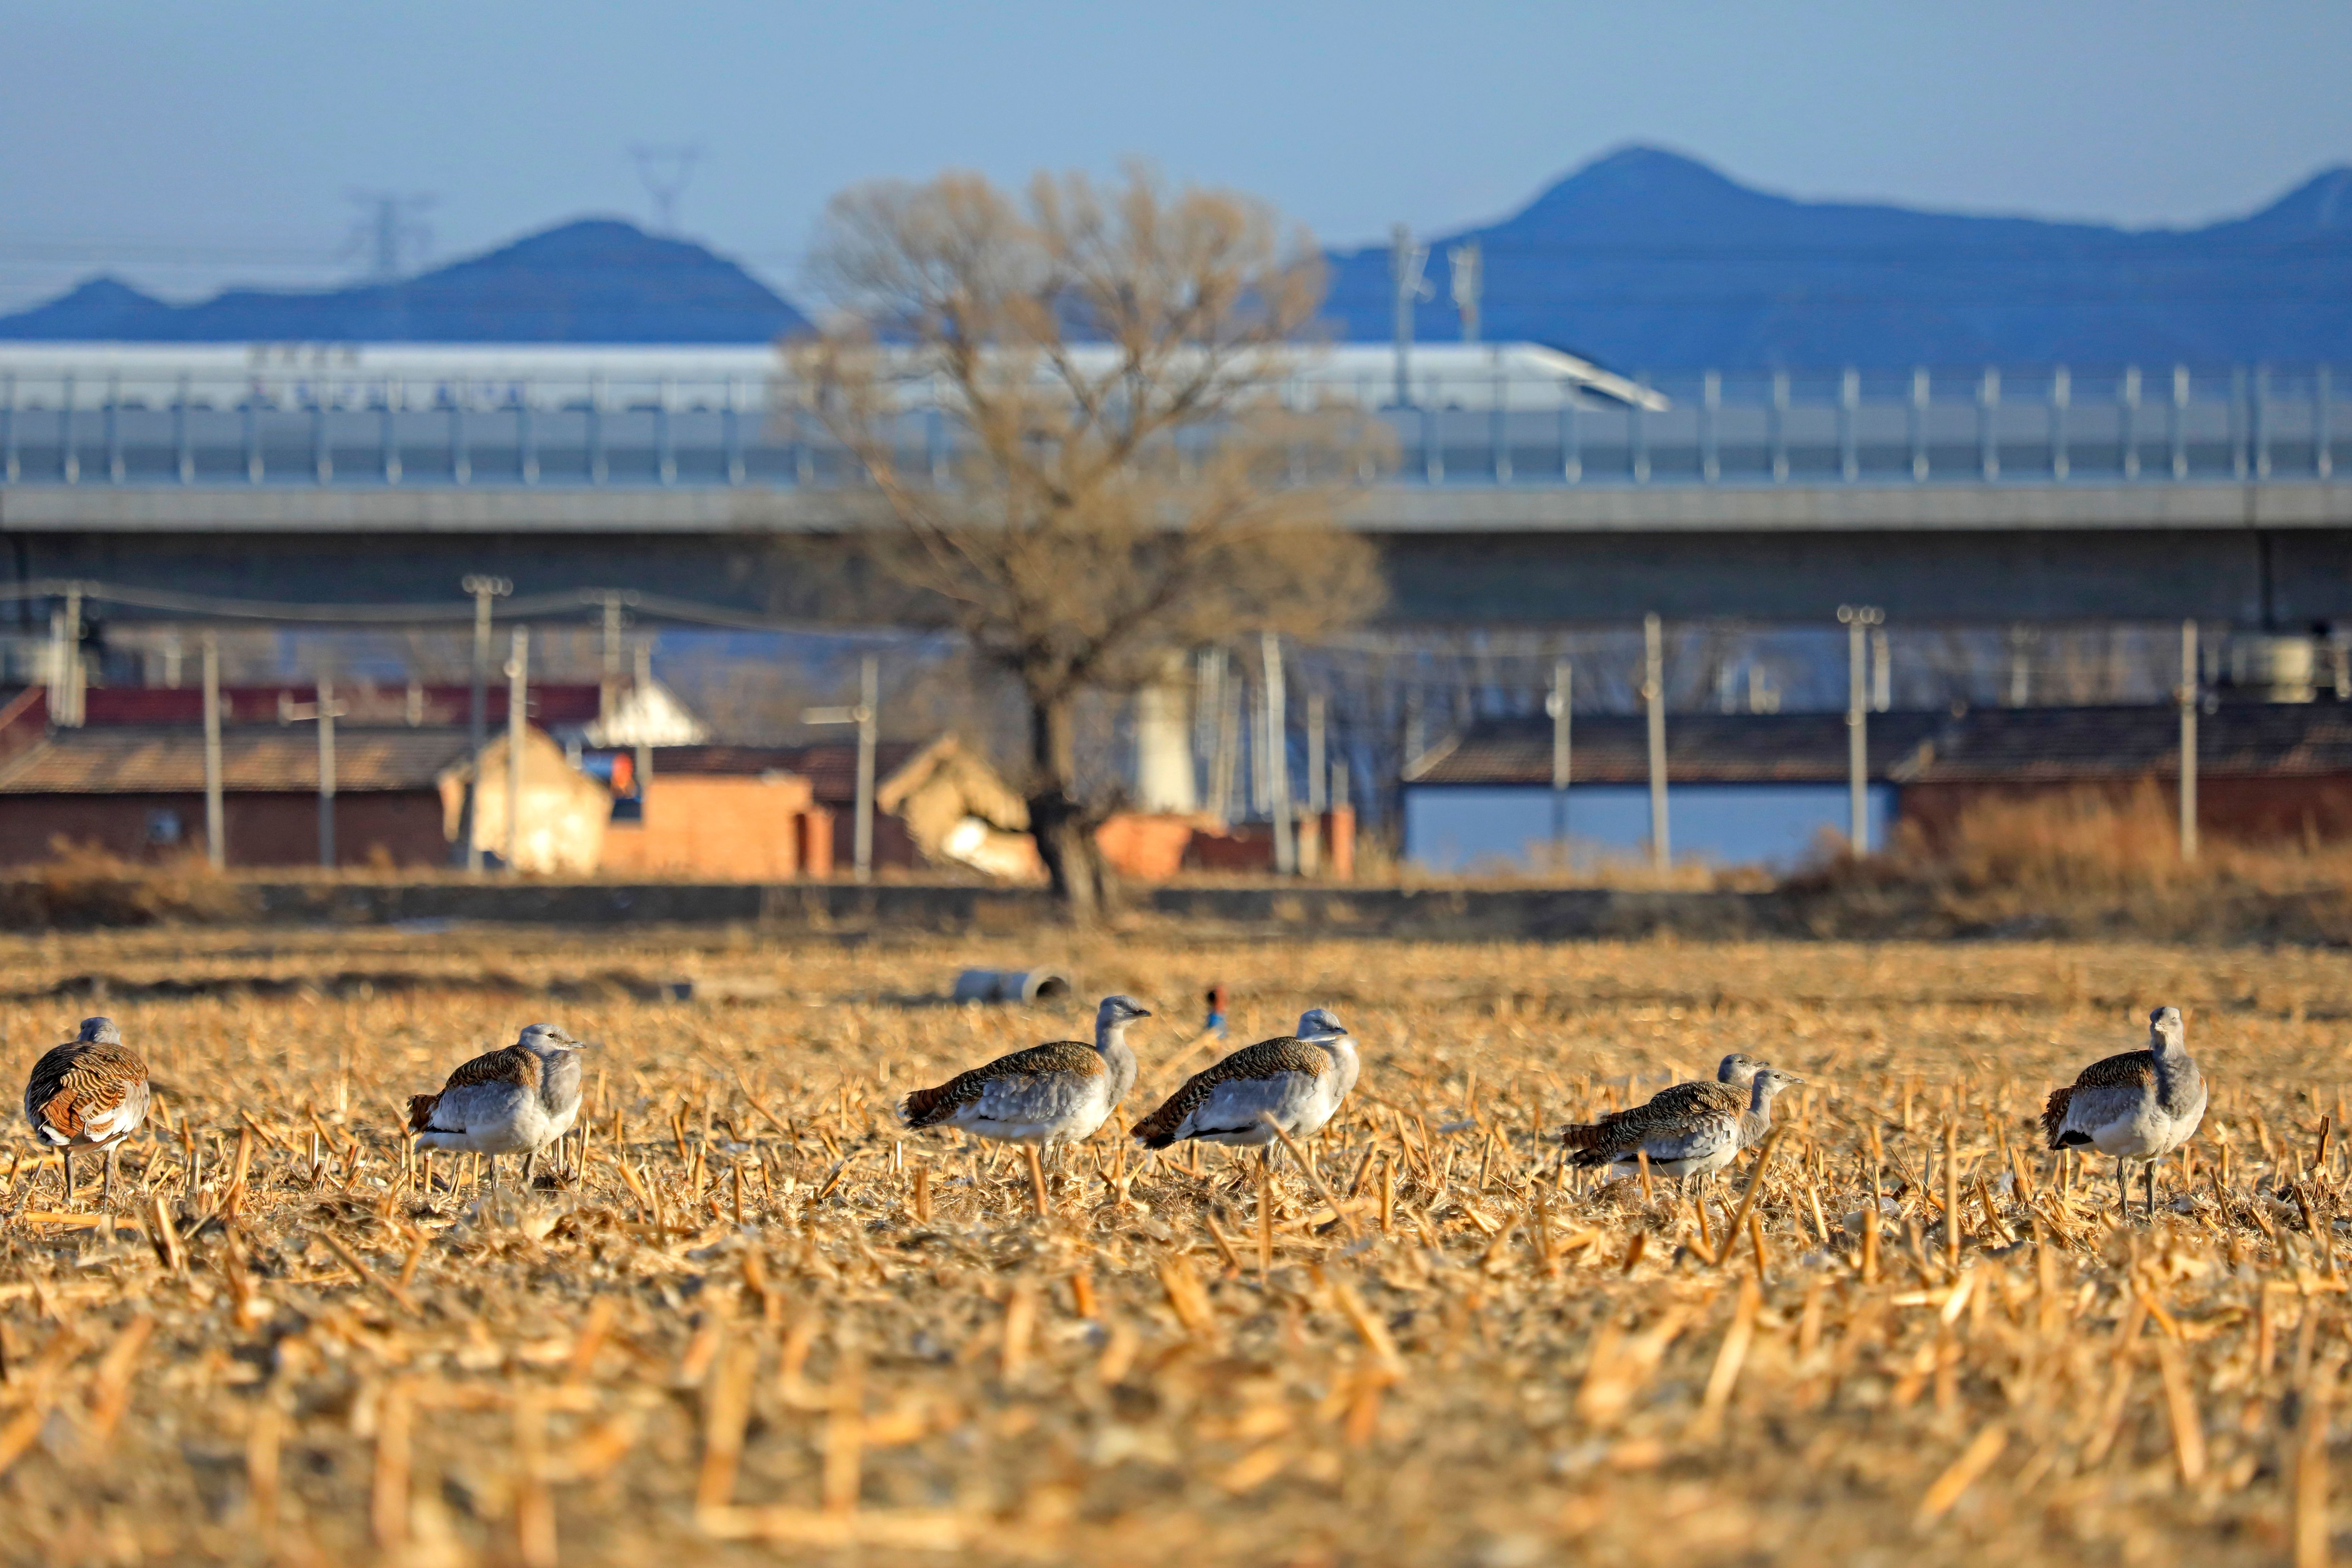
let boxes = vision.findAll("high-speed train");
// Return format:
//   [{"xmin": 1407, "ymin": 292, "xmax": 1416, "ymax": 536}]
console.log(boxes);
[{"xmin": 0, "ymin": 340, "xmax": 1667, "ymax": 414}]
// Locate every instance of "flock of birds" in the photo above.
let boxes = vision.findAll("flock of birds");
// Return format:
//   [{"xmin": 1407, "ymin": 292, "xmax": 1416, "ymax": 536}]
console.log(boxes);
[{"xmin": 13, "ymin": 998, "xmax": 2206, "ymax": 1224}]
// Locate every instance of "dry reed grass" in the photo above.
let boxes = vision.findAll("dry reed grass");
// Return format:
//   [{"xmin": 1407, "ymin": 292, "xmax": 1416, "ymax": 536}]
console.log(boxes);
[
  {"xmin": 0, "ymin": 841, "xmax": 253, "ymax": 931},
  {"xmin": 1798, "ymin": 786, "xmax": 2352, "ymax": 943},
  {"xmin": 1, "ymin": 926, "xmax": 2348, "ymax": 1565}
]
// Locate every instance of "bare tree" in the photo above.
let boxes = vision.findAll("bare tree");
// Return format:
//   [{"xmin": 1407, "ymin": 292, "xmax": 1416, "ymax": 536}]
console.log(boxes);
[{"xmin": 793, "ymin": 166, "xmax": 1388, "ymax": 920}]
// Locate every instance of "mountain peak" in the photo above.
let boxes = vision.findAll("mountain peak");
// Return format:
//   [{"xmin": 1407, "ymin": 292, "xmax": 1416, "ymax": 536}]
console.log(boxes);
[
  {"xmin": 1497, "ymin": 144, "xmax": 1780, "ymax": 239},
  {"xmin": 2231, "ymin": 165, "xmax": 2352, "ymax": 233},
  {"xmin": 0, "ymin": 217, "xmax": 809, "ymax": 343}
]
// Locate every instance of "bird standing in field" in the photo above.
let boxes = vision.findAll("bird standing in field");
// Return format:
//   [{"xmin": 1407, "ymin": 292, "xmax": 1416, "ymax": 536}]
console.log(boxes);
[
  {"xmin": 1561, "ymin": 1059, "xmax": 1801, "ymax": 1193},
  {"xmin": 899, "ymin": 994, "xmax": 1153, "ymax": 1148},
  {"xmin": 408, "ymin": 1023, "xmax": 590, "ymax": 1204},
  {"xmin": 1131, "ymin": 1007, "xmax": 1360, "ymax": 1156},
  {"xmin": 2042, "ymin": 1005, "xmax": 2207, "ymax": 1222},
  {"xmin": 21, "ymin": 1016, "xmax": 150, "ymax": 1209},
  {"xmin": 1560, "ymin": 1053, "xmax": 1762, "ymax": 1156}
]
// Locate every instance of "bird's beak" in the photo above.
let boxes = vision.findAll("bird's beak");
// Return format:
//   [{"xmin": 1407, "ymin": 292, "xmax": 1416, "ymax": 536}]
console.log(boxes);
[{"xmin": 1132, "ymin": 1008, "xmax": 1153, "ymax": 1019}]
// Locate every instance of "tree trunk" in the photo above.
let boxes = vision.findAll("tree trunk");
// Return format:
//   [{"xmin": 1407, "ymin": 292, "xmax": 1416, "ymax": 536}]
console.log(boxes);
[{"xmin": 1027, "ymin": 688, "xmax": 1109, "ymax": 923}]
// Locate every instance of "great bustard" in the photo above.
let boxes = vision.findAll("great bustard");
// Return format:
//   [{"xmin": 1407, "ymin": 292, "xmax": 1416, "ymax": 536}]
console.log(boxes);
[
  {"xmin": 21, "ymin": 1016, "xmax": 151, "ymax": 1208},
  {"xmin": 1559, "ymin": 1059, "xmax": 1800, "ymax": 1191},
  {"xmin": 408, "ymin": 1024, "xmax": 591, "ymax": 1202},
  {"xmin": 2042, "ymin": 1005, "xmax": 2208, "ymax": 1221},
  {"xmin": 898, "ymin": 995, "xmax": 1151, "ymax": 1148},
  {"xmin": 1130, "ymin": 1007, "xmax": 1360, "ymax": 1155}
]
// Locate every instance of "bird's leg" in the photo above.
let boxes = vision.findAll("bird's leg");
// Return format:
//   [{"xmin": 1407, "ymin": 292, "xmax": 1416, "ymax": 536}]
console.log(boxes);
[
  {"xmin": 2146, "ymin": 1160, "xmax": 2157, "ymax": 1223},
  {"xmin": 2115, "ymin": 1158, "xmax": 2128, "ymax": 1224},
  {"xmin": 61, "ymin": 1150, "xmax": 74, "ymax": 1210},
  {"xmin": 102, "ymin": 1146, "xmax": 118, "ymax": 1209},
  {"xmin": 523, "ymin": 1150, "xmax": 538, "ymax": 1190}
]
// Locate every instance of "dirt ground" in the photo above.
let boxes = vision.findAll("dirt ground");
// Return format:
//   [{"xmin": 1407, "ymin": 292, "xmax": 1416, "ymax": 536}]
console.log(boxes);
[{"xmin": 0, "ymin": 924, "xmax": 2347, "ymax": 1566}]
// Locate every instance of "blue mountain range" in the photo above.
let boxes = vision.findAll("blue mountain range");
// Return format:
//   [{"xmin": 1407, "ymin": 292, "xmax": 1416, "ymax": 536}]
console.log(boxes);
[
  {"xmin": 0, "ymin": 218, "xmax": 809, "ymax": 343},
  {"xmin": 1323, "ymin": 146, "xmax": 2352, "ymax": 369},
  {"xmin": 4, "ymin": 147, "xmax": 2348, "ymax": 367}
]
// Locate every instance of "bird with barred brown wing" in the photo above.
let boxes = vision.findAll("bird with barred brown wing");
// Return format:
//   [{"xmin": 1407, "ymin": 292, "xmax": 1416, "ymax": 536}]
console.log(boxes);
[{"xmin": 21, "ymin": 1016, "xmax": 150, "ymax": 1210}]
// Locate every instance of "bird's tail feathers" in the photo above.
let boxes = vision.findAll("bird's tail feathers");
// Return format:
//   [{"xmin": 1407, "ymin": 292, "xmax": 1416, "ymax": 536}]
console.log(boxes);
[
  {"xmin": 406, "ymin": 1093, "xmax": 441, "ymax": 1132},
  {"xmin": 2039, "ymin": 1086, "xmax": 2074, "ymax": 1149},
  {"xmin": 897, "ymin": 1085, "xmax": 952, "ymax": 1129},
  {"xmin": 1558, "ymin": 1121, "xmax": 1631, "ymax": 1167},
  {"xmin": 1129, "ymin": 1105, "xmax": 1181, "ymax": 1149}
]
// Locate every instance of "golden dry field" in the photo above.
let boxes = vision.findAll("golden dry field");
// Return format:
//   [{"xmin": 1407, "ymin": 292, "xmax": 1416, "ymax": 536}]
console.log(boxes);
[{"xmin": 2, "ymin": 924, "xmax": 2350, "ymax": 1567}]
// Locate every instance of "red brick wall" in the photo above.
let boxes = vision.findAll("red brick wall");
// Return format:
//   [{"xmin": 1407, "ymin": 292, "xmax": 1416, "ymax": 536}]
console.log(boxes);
[
  {"xmin": 599, "ymin": 776, "xmax": 819, "ymax": 879},
  {"xmin": 0, "ymin": 791, "xmax": 450, "ymax": 868}
]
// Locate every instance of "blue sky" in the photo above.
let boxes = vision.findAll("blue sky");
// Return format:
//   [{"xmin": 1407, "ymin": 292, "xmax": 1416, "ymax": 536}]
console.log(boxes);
[{"xmin": 3, "ymin": 0, "xmax": 2349, "ymax": 311}]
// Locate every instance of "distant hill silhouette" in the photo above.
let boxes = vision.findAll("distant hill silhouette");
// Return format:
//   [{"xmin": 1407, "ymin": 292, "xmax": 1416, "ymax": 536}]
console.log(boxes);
[
  {"xmin": 9, "ymin": 154, "xmax": 2350, "ymax": 365},
  {"xmin": 0, "ymin": 218, "xmax": 810, "ymax": 343},
  {"xmin": 1323, "ymin": 146, "xmax": 2352, "ymax": 369}
]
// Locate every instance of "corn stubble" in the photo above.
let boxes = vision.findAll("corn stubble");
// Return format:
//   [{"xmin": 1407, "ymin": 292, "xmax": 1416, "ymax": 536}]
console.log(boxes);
[{"xmin": 0, "ymin": 925, "xmax": 2348, "ymax": 1565}]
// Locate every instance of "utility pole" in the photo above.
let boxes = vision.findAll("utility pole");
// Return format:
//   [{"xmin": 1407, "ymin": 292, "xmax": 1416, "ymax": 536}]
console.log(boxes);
[
  {"xmin": 2179, "ymin": 620, "xmax": 2200, "ymax": 862},
  {"xmin": 201, "ymin": 632, "xmax": 225, "ymax": 870},
  {"xmin": 1839, "ymin": 605, "xmax": 1884, "ymax": 854},
  {"xmin": 48, "ymin": 584, "xmax": 84, "ymax": 727},
  {"xmin": 1548, "ymin": 657, "xmax": 1572, "ymax": 847},
  {"xmin": 634, "ymin": 639, "xmax": 656, "ymax": 811},
  {"xmin": 1302, "ymin": 691, "xmax": 1326, "ymax": 877},
  {"xmin": 599, "ymin": 591, "xmax": 624, "ymax": 727},
  {"xmin": 1449, "ymin": 239, "xmax": 1482, "ymax": 344},
  {"xmin": 803, "ymin": 654, "xmax": 878, "ymax": 883},
  {"xmin": 1263, "ymin": 632, "xmax": 1294, "ymax": 875},
  {"xmin": 506, "ymin": 628, "xmax": 528, "ymax": 874},
  {"xmin": 318, "ymin": 675, "xmax": 338, "ymax": 868},
  {"xmin": 280, "ymin": 679, "xmax": 350, "ymax": 868},
  {"xmin": 459, "ymin": 574, "xmax": 510, "ymax": 871},
  {"xmin": 1643, "ymin": 615, "xmax": 1668, "ymax": 873},
  {"xmin": 1390, "ymin": 223, "xmax": 1429, "ymax": 406}
]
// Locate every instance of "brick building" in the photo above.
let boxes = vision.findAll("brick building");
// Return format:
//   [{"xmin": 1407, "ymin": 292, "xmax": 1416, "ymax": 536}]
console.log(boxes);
[{"xmin": 0, "ymin": 724, "xmax": 472, "ymax": 867}]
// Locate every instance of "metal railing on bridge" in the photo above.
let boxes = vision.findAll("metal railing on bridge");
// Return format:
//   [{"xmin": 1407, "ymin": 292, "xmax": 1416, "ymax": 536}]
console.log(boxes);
[{"xmin": 0, "ymin": 362, "xmax": 2339, "ymax": 490}]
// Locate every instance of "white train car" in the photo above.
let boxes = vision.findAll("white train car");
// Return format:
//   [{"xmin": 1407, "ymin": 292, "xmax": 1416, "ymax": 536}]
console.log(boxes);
[{"xmin": 0, "ymin": 340, "xmax": 1665, "ymax": 414}]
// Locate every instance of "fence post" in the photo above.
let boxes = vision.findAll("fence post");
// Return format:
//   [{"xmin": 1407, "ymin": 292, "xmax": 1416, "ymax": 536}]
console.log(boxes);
[
  {"xmin": 2179, "ymin": 620, "xmax": 2200, "ymax": 863},
  {"xmin": 1840, "ymin": 605, "xmax": 1882, "ymax": 854},
  {"xmin": 1643, "ymin": 614, "xmax": 1668, "ymax": 873},
  {"xmin": 317, "ymin": 676, "xmax": 338, "ymax": 868},
  {"xmin": 202, "ymin": 633, "xmax": 225, "ymax": 870},
  {"xmin": 1548, "ymin": 657, "xmax": 1572, "ymax": 848},
  {"xmin": 1839, "ymin": 368, "xmax": 1858, "ymax": 481},
  {"xmin": 506, "ymin": 628, "xmax": 528, "ymax": 875}
]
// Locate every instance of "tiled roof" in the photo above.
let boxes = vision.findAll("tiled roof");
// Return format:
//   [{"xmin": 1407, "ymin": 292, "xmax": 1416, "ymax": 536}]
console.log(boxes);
[
  {"xmin": 1896, "ymin": 702, "xmax": 2352, "ymax": 782},
  {"xmin": 77, "ymin": 684, "xmax": 604, "ymax": 728},
  {"xmin": 0, "ymin": 725, "xmax": 475, "ymax": 793},
  {"xmin": 1405, "ymin": 710, "xmax": 1948, "ymax": 787}
]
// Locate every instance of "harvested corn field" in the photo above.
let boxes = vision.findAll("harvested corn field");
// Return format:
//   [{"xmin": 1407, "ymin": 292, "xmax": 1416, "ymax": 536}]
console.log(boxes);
[{"xmin": 2, "ymin": 926, "xmax": 2350, "ymax": 1566}]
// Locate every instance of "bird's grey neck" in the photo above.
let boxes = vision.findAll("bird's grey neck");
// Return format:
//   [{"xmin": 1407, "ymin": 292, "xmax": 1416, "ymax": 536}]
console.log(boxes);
[
  {"xmin": 2150, "ymin": 1048, "xmax": 2198, "ymax": 1115},
  {"xmin": 1308, "ymin": 1033, "xmax": 1356, "ymax": 1063},
  {"xmin": 1741, "ymin": 1082, "xmax": 1778, "ymax": 1137},
  {"xmin": 538, "ymin": 1049, "xmax": 583, "ymax": 1109},
  {"xmin": 1095, "ymin": 1019, "xmax": 1136, "ymax": 1063}
]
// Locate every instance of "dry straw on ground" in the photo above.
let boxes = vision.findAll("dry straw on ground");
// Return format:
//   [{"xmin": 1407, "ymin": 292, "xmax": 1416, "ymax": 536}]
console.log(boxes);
[{"xmin": 1, "ymin": 926, "xmax": 2348, "ymax": 1565}]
